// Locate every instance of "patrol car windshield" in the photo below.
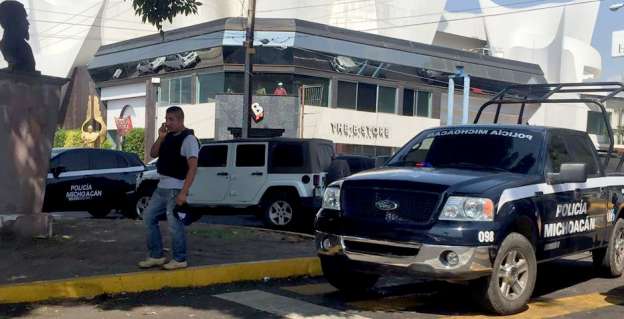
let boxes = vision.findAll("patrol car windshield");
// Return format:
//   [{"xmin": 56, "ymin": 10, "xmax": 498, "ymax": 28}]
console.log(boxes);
[{"xmin": 387, "ymin": 128, "xmax": 542, "ymax": 174}]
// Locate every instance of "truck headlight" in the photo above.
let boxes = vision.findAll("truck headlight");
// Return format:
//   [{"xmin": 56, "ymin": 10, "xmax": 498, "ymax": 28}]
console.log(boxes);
[
  {"xmin": 322, "ymin": 186, "xmax": 341, "ymax": 211},
  {"xmin": 439, "ymin": 196, "xmax": 494, "ymax": 221}
]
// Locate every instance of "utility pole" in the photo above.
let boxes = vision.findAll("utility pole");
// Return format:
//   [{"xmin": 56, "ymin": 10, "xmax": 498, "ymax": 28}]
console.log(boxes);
[{"xmin": 242, "ymin": 0, "xmax": 257, "ymax": 139}]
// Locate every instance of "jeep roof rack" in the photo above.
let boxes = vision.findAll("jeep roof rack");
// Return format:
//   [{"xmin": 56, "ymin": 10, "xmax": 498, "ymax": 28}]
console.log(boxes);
[{"xmin": 473, "ymin": 82, "xmax": 624, "ymax": 168}]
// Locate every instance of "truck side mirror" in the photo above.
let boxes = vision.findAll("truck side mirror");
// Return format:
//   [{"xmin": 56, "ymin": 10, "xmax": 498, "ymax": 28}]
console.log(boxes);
[{"xmin": 547, "ymin": 163, "xmax": 587, "ymax": 185}]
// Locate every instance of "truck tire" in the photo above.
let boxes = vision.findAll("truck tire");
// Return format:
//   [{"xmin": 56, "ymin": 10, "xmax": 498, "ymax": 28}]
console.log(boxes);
[
  {"xmin": 472, "ymin": 233, "xmax": 537, "ymax": 315},
  {"xmin": 593, "ymin": 218, "xmax": 624, "ymax": 277},
  {"xmin": 261, "ymin": 192, "xmax": 300, "ymax": 230},
  {"xmin": 320, "ymin": 256, "xmax": 378, "ymax": 293}
]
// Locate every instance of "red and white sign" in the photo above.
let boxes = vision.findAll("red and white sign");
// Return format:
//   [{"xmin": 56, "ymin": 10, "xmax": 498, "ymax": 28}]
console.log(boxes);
[
  {"xmin": 114, "ymin": 116, "xmax": 133, "ymax": 136},
  {"xmin": 251, "ymin": 102, "xmax": 264, "ymax": 123}
]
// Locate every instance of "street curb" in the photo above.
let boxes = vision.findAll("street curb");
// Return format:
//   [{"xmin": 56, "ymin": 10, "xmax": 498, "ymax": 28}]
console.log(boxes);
[{"xmin": 0, "ymin": 257, "xmax": 322, "ymax": 305}]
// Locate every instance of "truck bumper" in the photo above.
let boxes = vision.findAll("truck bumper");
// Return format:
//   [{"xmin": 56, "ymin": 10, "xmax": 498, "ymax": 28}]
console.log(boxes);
[{"xmin": 316, "ymin": 232, "xmax": 494, "ymax": 280}]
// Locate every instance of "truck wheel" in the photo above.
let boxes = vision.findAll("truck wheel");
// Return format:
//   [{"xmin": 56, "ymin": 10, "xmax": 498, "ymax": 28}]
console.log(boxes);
[
  {"xmin": 320, "ymin": 256, "xmax": 378, "ymax": 293},
  {"xmin": 261, "ymin": 193, "xmax": 299, "ymax": 230},
  {"xmin": 594, "ymin": 218, "xmax": 624, "ymax": 277},
  {"xmin": 473, "ymin": 233, "xmax": 537, "ymax": 315}
]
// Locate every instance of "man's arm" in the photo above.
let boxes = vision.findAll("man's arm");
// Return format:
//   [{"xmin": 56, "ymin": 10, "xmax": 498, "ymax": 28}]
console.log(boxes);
[
  {"xmin": 176, "ymin": 157, "xmax": 198, "ymax": 206},
  {"xmin": 150, "ymin": 136, "xmax": 164, "ymax": 158}
]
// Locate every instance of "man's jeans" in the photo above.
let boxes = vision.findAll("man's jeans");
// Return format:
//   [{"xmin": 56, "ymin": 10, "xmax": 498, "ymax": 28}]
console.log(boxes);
[{"xmin": 144, "ymin": 188, "xmax": 186, "ymax": 262}]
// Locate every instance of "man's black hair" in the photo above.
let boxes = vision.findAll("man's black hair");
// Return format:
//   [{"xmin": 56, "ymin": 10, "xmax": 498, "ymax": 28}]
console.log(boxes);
[{"xmin": 166, "ymin": 106, "xmax": 184, "ymax": 119}]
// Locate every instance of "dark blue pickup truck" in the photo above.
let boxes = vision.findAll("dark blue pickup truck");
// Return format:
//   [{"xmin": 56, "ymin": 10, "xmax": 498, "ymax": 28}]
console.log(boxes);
[{"xmin": 315, "ymin": 83, "xmax": 624, "ymax": 315}]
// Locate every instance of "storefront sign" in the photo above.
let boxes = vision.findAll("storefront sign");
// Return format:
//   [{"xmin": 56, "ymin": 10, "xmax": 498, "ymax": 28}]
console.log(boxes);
[
  {"xmin": 330, "ymin": 122, "xmax": 390, "ymax": 139},
  {"xmin": 613, "ymin": 31, "xmax": 624, "ymax": 58}
]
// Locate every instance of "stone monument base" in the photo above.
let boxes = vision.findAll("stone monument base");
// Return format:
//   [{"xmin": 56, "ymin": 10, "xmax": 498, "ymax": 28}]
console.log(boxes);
[{"xmin": 0, "ymin": 213, "xmax": 53, "ymax": 239}]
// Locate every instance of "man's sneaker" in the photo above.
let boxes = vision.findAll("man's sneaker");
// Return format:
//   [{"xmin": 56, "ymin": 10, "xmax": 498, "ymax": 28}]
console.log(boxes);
[
  {"xmin": 138, "ymin": 257, "xmax": 166, "ymax": 269},
  {"xmin": 162, "ymin": 260, "xmax": 188, "ymax": 270}
]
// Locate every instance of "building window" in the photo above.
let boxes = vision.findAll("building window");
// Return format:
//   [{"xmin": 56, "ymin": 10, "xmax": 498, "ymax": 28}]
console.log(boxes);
[
  {"xmin": 337, "ymin": 81, "xmax": 357, "ymax": 109},
  {"xmin": 225, "ymin": 72, "xmax": 244, "ymax": 94},
  {"xmin": 416, "ymin": 91, "xmax": 432, "ymax": 117},
  {"xmin": 197, "ymin": 72, "xmax": 224, "ymax": 103},
  {"xmin": 252, "ymin": 73, "xmax": 294, "ymax": 96},
  {"xmin": 159, "ymin": 76, "xmax": 193, "ymax": 105},
  {"xmin": 357, "ymin": 82, "xmax": 377, "ymax": 112},
  {"xmin": 295, "ymin": 75, "xmax": 329, "ymax": 107},
  {"xmin": 403, "ymin": 89, "xmax": 432, "ymax": 118},
  {"xmin": 587, "ymin": 111, "xmax": 611, "ymax": 136},
  {"xmin": 377, "ymin": 86, "xmax": 396, "ymax": 114}
]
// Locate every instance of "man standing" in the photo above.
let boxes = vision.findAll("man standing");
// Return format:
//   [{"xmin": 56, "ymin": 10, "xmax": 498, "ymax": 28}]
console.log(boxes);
[
  {"xmin": 273, "ymin": 82, "xmax": 288, "ymax": 96},
  {"xmin": 138, "ymin": 106, "xmax": 198, "ymax": 270}
]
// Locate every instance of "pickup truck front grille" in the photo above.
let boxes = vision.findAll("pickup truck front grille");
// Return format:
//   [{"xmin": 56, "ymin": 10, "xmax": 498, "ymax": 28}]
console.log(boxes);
[
  {"xmin": 341, "ymin": 187, "xmax": 440, "ymax": 224},
  {"xmin": 343, "ymin": 239, "xmax": 420, "ymax": 257}
]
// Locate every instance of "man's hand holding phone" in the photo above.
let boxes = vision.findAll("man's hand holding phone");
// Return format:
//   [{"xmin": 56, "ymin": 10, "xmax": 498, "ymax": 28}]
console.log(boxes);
[{"xmin": 158, "ymin": 122, "xmax": 168, "ymax": 138}]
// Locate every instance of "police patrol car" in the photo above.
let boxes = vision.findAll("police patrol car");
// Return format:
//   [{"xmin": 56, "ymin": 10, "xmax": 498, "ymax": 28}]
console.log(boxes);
[
  {"xmin": 43, "ymin": 148, "xmax": 145, "ymax": 218},
  {"xmin": 315, "ymin": 83, "xmax": 624, "ymax": 315}
]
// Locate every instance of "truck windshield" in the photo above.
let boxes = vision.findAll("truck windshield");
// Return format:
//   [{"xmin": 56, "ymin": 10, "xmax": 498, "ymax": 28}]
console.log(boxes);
[{"xmin": 387, "ymin": 128, "xmax": 543, "ymax": 174}]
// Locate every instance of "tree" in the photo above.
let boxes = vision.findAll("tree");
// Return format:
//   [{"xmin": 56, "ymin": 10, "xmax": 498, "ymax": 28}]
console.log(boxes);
[{"xmin": 126, "ymin": 0, "xmax": 202, "ymax": 35}]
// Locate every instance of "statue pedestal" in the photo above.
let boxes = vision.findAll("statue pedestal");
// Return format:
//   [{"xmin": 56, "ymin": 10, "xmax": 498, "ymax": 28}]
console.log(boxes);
[{"xmin": 0, "ymin": 70, "xmax": 68, "ymax": 238}]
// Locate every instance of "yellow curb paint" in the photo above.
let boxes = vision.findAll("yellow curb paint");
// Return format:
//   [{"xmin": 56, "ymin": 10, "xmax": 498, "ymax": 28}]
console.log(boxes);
[
  {"xmin": 0, "ymin": 257, "xmax": 322, "ymax": 304},
  {"xmin": 447, "ymin": 291, "xmax": 624, "ymax": 319}
]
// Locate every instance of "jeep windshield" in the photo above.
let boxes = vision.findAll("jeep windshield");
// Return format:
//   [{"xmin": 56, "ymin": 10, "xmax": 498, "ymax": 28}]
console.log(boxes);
[{"xmin": 387, "ymin": 128, "xmax": 543, "ymax": 174}]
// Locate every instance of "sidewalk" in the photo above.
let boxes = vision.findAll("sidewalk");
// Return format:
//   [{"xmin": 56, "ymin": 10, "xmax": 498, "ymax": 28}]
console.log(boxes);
[{"xmin": 0, "ymin": 218, "xmax": 321, "ymax": 304}]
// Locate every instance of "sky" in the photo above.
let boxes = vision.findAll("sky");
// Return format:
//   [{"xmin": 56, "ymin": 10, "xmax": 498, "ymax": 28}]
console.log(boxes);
[{"xmin": 446, "ymin": 0, "xmax": 624, "ymax": 82}]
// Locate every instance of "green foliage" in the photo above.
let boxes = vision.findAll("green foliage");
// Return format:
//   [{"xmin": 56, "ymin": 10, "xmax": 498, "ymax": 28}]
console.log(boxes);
[
  {"xmin": 127, "ymin": 0, "xmax": 202, "ymax": 34},
  {"xmin": 64, "ymin": 130, "xmax": 84, "ymax": 148},
  {"xmin": 101, "ymin": 138, "xmax": 114, "ymax": 149},
  {"xmin": 122, "ymin": 128, "xmax": 145, "ymax": 160},
  {"xmin": 53, "ymin": 129, "xmax": 67, "ymax": 147}
]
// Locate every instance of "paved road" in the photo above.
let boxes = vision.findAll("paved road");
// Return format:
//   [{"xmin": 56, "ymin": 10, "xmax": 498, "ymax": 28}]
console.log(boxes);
[{"xmin": 2, "ymin": 254, "xmax": 623, "ymax": 318}]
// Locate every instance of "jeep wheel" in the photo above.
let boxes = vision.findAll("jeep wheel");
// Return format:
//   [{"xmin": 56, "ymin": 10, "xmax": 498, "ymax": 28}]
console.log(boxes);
[
  {"xmin": 472, "ymin": 233, "xmax": 537, "ymax": 315},
  {"xmin": 262, "ymin": 194, "xmax": 299, "ymax": 230},
  {"xmin": 593, "ymin": 218, "xmax": 624, "ymax": 277},
  {"xmin": 320, "ymin": 256, "xmax": 378, "ymax": 293}
]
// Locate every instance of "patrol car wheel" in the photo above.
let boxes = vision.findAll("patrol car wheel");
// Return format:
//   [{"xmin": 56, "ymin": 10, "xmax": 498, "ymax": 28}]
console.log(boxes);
[
  {"xmin": 594, "ymin": 218, "xmax": 624, "ymax": 277},
  {"xmin": 262, "ymin": 194, "xmax": 299, "ymax": 230},
  {"xmin": 320, "ymin": 256, "xmax": 378, "ymax": 293},
  {"xmin": 474, "ymin": 233, "xmax": 536, "ymax": 315},
  {"xmin": 134, "ymin": 195, "xmax": 151, "ymax": 220}
]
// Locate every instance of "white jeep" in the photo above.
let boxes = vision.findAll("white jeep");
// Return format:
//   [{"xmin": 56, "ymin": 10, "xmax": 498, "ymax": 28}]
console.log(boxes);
[{"xmin": 188, "ymin": 138, "xmax": 334, "ymax": 230}]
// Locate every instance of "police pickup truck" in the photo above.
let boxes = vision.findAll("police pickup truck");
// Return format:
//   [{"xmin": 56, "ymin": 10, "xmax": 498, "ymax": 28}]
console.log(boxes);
[{"xmin": 315, "ymin": 83, "xmax": 624, "ymax": 315}]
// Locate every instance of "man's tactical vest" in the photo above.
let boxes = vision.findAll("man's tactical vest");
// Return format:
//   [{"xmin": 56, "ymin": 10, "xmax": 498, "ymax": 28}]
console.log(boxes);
[{"xmin": 157, "ymin": 129, "xmax": 194, "ymax": 180}]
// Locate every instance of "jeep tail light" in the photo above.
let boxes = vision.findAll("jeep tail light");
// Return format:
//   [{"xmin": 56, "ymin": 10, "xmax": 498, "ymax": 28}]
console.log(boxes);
[{"xmin": 313, "ymin": 174, "xmax": 320, "ymax": 186}]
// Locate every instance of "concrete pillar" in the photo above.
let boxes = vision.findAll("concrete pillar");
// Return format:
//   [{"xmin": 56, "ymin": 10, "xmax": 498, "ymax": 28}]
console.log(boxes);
[{"xmin": 0, "ymin": 70, "xmax": 68, "ymax": 238}]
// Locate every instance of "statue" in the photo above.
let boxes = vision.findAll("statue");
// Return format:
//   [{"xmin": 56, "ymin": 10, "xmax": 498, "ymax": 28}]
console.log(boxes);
[
  {"xmin": 0, "ymin": 0, "xmax": 36, "ymax": 73},
  {"xmin": 81, "ymin": 95, "xmax": 107, "ymax": 147}
]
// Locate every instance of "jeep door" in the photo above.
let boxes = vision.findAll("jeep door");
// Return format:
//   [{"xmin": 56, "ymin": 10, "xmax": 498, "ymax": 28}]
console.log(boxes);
[
  {"xmin": 188, "ymin": 144, "xmax": 231, "ymax": 204},
  {"xmin": 539, "ymin": 131, "xmax": 606, "ymax": 259},
  {"xmin": 228, "ymin": 143, "xmax": 268, "ymax": 203}
]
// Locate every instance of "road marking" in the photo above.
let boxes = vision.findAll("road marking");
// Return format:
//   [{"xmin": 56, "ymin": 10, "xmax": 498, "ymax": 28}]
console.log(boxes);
[
  {"xmin": 215, "ymin": 290, "xmax": 369, "ymax": 319},
  {"xmin": 282, "ymin": 283, "xmax": 338, "ymax": 296},
  {"xmin": 447, "ymin": 291, "xmax": 624, "ymax": 319}
]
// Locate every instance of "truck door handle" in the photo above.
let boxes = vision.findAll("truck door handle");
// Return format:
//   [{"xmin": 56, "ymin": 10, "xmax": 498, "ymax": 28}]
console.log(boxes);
[
  {"xmin": 251, "ymin": 172, "xmax": 264, "ymax": 176},
  {"xmin": 217, "ymin": 172, "xmax": 229, "ymax": 176}
]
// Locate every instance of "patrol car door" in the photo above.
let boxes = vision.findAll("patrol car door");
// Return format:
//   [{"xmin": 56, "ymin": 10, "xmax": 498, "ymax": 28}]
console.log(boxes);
[
  {"xmin": 228, "ymin": 143, "xmax": 268, "ymax": 203},
  {"xmin": 540, "ymin": 132, "xmax": 605, "ymax": 259},
  {"xmin": 188, "ymin": 144, "xmax": 231, "ymax": 204},
  {"xmin": 45, "ymin": 149, "xmax": 92, "ymax": 212}
]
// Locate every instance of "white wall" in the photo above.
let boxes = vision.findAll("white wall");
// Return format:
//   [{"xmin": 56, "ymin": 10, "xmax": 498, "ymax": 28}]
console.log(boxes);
[
  {"xmin": 302, "ymin": 106, "xmax": 440, "ymax": 148},
  {"xmin": 156, "ymin": 103, "xmax": 216, "ymax": 140},
  {"xmin": 105, "ymin": 97, "xmax": 146, "ymax": 129}
]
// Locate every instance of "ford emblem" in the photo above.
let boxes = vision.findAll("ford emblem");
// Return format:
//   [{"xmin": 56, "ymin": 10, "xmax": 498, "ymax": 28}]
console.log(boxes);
[{"xmin": 375, "ymin": 199, "xmax": 399, "ymax": 211}]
